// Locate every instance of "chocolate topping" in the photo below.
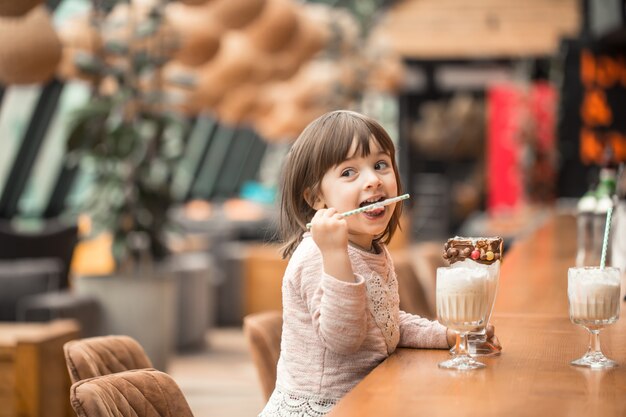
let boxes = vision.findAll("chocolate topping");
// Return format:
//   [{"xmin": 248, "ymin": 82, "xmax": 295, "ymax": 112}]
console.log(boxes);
[{"xmin": 442, "ymin": 236, "xmax": 504, "ymax": 265}]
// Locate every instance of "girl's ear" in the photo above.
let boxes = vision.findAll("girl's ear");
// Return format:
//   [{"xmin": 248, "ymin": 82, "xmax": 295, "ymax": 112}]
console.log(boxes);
[{"xmin": 304, "ymin": 188, "xmax": 325, "ymax": 210}]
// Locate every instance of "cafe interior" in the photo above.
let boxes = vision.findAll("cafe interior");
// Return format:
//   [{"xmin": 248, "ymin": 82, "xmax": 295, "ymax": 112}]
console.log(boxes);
[{"xmin": 1, "ymin": 0, "xmax": 625, "ymax": 416}]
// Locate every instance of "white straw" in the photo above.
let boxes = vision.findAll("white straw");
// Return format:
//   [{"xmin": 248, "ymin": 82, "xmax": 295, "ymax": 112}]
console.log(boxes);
[
  {"xmin": 600, "ymin": 206, "xmax": 613, "ymax": 269},
  {"xmin": 306, "ymin": 194, "xmax": 410, "ymax": 230}
]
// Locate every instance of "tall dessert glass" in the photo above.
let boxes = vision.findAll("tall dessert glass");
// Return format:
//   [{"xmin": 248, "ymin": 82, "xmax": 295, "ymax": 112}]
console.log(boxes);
[
  {"xmin": 443, "ymin": 237, "xmax": 503, "ymax": 356},
  {"xmin": 568, "ymin": 266, "xmax": 620, "ymax": 368},
  {"xmin": 436, "ymin": 266, "xmax": 490, "ymax": 370}
]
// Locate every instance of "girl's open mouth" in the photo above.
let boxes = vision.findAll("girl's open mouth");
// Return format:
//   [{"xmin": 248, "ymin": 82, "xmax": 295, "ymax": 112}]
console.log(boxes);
[
  {"xmin": 359, "ymin": 196, "xmax": 385, "ymax": 207},
  {"xmin": 360, "ymin": 197, "xmax": 386, "ymax": 218},
  {"xmin": 363, "ymin": 207, "xmax": 385, "ymax": 218}
]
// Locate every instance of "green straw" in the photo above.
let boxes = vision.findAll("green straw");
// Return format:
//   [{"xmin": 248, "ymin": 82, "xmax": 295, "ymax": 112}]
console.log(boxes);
[
  {"xmin": 600, "ymin": 206, "xmax": 613, "ymax": 269},
  {"xmin": 306, "ymin": 194, "xmax": 410, "ymax": 230}
]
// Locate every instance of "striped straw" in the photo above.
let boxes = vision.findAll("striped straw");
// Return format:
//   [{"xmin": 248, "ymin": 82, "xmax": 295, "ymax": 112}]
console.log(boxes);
[
  {"xmin": 306, "ymin": 194, "xmax": 410, "ymax": 230},
  {"xmin": 600, "ymin": 205, "xmax": 613, "ymax": 269}
]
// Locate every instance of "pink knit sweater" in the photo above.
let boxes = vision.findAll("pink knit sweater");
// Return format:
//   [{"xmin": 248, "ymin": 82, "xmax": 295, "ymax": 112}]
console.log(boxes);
[{"xmin": 267, "ymin": 234, "xmax": 448, "ymax": 410}]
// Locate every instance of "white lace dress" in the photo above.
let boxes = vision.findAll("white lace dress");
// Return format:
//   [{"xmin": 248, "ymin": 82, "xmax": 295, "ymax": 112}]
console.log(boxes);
[
  {"xmin": 260, "ymin": 385, "xmax": 338, "ymax": 417},
  {"xmin": 259, "ymin": 235, "xmax": 448, "ymax": 417}
]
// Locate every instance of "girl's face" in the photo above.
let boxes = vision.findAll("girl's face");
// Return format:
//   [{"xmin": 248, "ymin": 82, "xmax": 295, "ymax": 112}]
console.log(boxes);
[{"xmin": 312, "ymin": 138, "xmax": 398, "ymax": 250}]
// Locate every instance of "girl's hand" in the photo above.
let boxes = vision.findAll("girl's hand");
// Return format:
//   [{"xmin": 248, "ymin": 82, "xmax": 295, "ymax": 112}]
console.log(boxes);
[
  {"xmin": 445, "ymin": 324, "xmax": 502, "ymax": 351},
  {"xmin": 485, "ymin": 323, "xmax": 502, "ymax": 351},
  {"xmin": 309, "ymin": 208, "xmax": 349, "ymax": 253},
  {"xmin": 446, "ymin": 328, "xmax": 456, "ymax": 348},
  {"xmin": 309, "ymin": 208, "xmax": 355, "ymax": 282}
]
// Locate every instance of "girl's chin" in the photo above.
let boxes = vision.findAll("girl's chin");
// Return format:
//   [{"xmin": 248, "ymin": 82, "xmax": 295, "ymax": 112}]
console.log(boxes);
[{"xmin": 349, "ymin": 225, "xmax": 388, "ymax": 239}]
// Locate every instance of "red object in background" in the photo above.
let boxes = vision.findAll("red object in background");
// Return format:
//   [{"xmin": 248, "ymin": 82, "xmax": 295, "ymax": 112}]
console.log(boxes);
[
  {"xmin": 487, "ymin": 84, "xmax": 524, "ymax": 213},
  {"xmin": 487, "ymin": 82, "xmax": 557, "ymax": 214}
]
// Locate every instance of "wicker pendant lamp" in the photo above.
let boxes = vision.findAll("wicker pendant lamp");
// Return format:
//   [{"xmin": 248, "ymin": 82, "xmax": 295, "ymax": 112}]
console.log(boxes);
[
  {"xmin": 248, "ymin": 82, "xmax": 307, "ymax": 141},
  {"xmin": 0, "ymin": 6, "xmax": 62, "ymax": 84},
  {"xmin": 366, "ymin": 53, "xmax": 406, "ymax": 93},
  {"xmin": 194, "ymin": 32, "xmax": 259, "ymax": 109},
  {"xmin": 172, "ymin": 24, "xmax": 221, "ymax": 67},
  {"xmin": 244, "ymin": 0, "xmax": 299, "ymax": 54},
  {"xmin": 0, "ymin": 0, "xmax": 41, "ymax": 17},
  {"xmin": 177, "ymin": 0, "xmax": 216, "ymax": 5},
  {"xmin": 268, "ymin": 7, "xmax": 331, "ymax": 80},
  {"xmin": 165, "ymin": 2, "xmax": 222, "ymax": 67},
  {"xmin": 215, "ymin": 83, "xmax": 260, "ymax": 126},
  {"xmin": 255, "ymin": 100, "xmax": 325, "ymax": 142},
  {"xmin": 245, "ymin": 82, "xmax": 282, "ymax": 125},
  {"xmin": 282, "ymin": 104, "xmax": 326, "ymax": 138},
  {"xmin": 208, "ymin": 0, "xmax": 266, "ymax": 30},
  {"xmin": 287, "ymin": 60, "xmax": 339, "ymax": 108},
  {"xmin": 307, "ymin": 5, "xmax": 359, "ymax": 56},
  {"xmin": 290, "ymin": 5, "xmax": 331, "ymax": 62}
]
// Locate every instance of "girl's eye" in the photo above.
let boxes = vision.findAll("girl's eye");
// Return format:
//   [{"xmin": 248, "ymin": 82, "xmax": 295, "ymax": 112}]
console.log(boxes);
[
  {"xmin": 375, "ymin": 161, "xmax": 389, "ymax": 170},
  {"xmin": 341, "ymin": 168, "xmax": 356, "ymax": 177}
]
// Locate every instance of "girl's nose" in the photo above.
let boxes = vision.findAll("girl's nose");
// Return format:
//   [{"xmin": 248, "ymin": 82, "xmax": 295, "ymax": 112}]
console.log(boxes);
[{"xmin": 363, "ymin": 169, "xmax": 383, "ymax": 188}]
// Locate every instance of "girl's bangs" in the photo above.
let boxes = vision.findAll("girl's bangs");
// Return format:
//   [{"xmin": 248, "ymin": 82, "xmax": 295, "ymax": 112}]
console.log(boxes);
[{"xmin": 327, "ymin": 122, "xmax": 394, "ymax": 167}]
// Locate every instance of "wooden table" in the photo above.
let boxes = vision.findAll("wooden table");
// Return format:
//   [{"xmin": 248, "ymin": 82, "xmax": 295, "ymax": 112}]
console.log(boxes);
[
  {"xmin": 0, "ymin": 320, "xmax": 79, "ymax": 417},
  {"xmin": 328, "ymin": 213, "xmax": 626, "ymax": 417}
]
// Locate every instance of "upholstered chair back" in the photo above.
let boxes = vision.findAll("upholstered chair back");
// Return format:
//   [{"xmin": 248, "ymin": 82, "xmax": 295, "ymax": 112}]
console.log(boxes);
[
  {"xmin": 243, "ymin": 310, "xmax": 283, "ymax": 400},
  {"xmin": 64, "ymin": 335, "xmax": 153, "ymax": 384},
  {"xmin": 69, "ymin": 368, "xmax": 194, "ymax": 417}
]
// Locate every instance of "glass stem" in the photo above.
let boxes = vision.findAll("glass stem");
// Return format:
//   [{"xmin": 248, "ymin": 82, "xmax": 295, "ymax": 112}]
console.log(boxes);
[
  {"xmin": 588, "ymin": 329, "xmax": 602, "ymax": 355},
  {"xmin": 457, "ymin": 332, "xmax": 470, "ymax": 357}
]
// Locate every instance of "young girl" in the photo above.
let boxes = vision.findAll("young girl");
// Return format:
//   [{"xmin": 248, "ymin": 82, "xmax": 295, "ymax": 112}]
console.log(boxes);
[{"xmin": 260, "ymin": 110, "xmax": 497, "ymax": 417}]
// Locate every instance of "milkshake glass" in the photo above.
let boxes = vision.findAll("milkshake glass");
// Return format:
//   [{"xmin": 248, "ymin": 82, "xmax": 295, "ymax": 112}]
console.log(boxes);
[
  {"xmin": 436, "ymin": 266, "xmax": 490, "ymax": 370},
  {"xmin": 568, "ymin": 266, "xmax": 620, "ymax": 368},
  {"xmin": 443, "ymin": 236, "xmax": 503, "ymax": 356}
]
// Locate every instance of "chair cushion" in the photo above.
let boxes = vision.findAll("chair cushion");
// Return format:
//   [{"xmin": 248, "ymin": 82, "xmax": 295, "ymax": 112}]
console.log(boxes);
[
  {"xmin": 70, "ymin": 369, "xmax": 194, "ymax": 417},
  {"xmin": 64, "ymin": 335, "xmax": 153, "ymax": 384}
]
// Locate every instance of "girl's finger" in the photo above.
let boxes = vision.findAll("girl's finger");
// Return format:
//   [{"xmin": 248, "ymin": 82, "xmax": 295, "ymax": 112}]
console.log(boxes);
[
  {"xmin": 324, "ymin": 207, "xmax": 337, "ymax": 218},
  {"xmin": 485, "ymin": 324, "xmax": 495, "ymax": 338},
  {"xmin": 490, "ymin": 335, "xmax": 502, "ymax": 350}
]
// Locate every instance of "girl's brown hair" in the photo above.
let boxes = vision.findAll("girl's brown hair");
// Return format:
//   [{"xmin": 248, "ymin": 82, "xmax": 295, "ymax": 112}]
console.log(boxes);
[{"xmin": 279, "ymin": 110, "xmax": 403, "ymax": 258}]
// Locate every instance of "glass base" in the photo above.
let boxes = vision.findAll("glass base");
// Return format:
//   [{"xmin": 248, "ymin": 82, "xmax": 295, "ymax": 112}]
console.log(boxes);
[
  {"xmin": 571, "ymin": 352, "xmax": 618, "ymax": 369},
  {"xmin": 439, "ymin": 355, "xmax": 486, "ymax": 370},
  {"xmin": 450, "ymin": 333, "xmax": 501, "ymax": 357}
]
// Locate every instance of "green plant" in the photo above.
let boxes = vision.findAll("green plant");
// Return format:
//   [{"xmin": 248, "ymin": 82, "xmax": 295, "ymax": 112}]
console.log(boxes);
[
  {"xmin": 67, "ymin": 96, "xmax": 187, "ymax": 267},
  {"xmin": 65, "ymin": 0, "xmax": 188, "ymax": 268}
]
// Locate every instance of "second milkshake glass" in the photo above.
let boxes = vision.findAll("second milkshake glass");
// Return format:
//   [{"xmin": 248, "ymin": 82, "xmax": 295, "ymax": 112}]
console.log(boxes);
[{"xmin": 568, "ymin": 266, "xmax": 621, "ymax": 368}]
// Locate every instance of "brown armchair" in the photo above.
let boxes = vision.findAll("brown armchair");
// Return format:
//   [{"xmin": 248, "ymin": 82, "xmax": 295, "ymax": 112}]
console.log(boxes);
[
  {"xmin": 63, "ymin": 335, "xmax": 153, "ymax": 384},
  {"xmin": 69, "ymin": 369, "xmax": 194, "ymax": 417},
  {"xmin": 243, "ymin": 310, "xmax": 283, "ymax": 401}
]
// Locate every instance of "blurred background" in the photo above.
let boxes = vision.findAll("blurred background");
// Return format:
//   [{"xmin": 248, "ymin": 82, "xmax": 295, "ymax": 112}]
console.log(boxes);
[{"xmin": 0, "ymin": 0, "xmax": 625, "ymax": 416}]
